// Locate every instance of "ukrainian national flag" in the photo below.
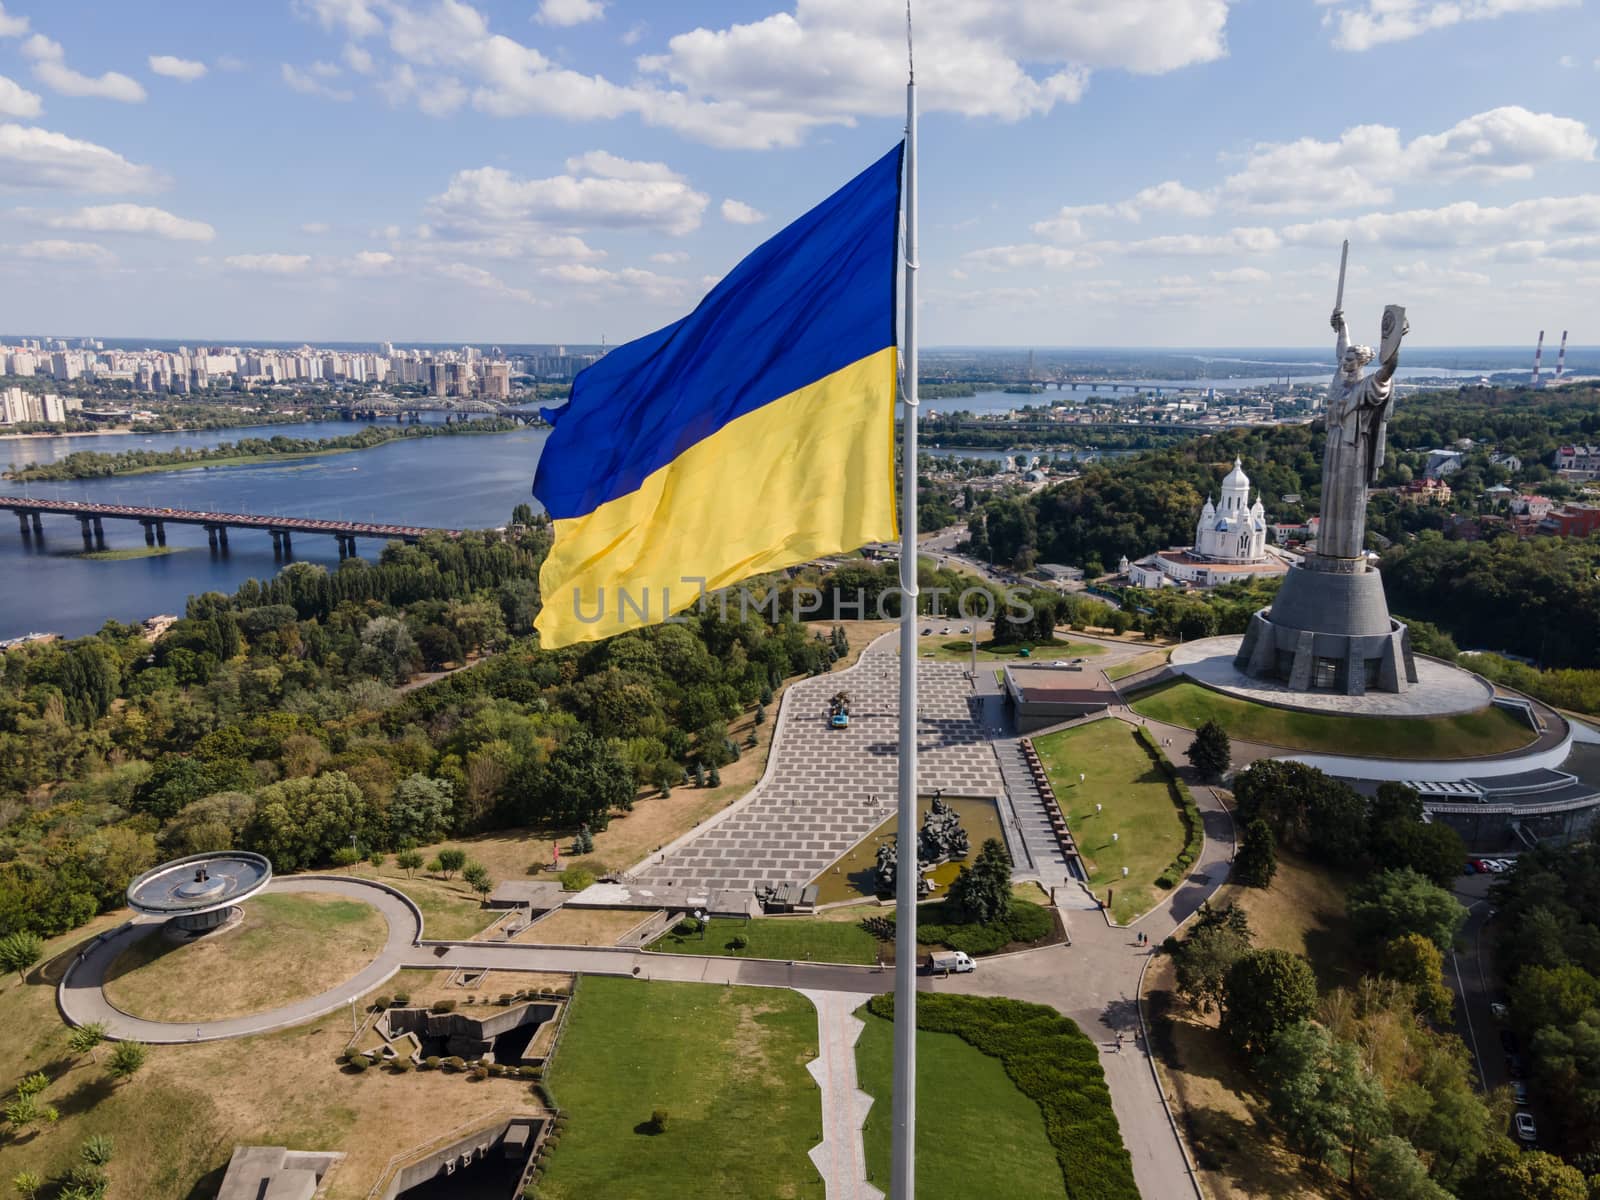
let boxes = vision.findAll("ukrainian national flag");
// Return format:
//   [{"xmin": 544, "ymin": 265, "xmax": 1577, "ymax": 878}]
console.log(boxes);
[{"xmin": 531, "ymin": 143, "xmax": 905, "ymax": 648}]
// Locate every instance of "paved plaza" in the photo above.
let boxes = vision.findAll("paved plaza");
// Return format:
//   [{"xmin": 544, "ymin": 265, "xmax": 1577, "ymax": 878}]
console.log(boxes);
[
  {"xmin": 629, "ymin": 637, "xmax": 1005, "ymax": 894},
  {"xmin": 1171, "ymin": 634, "xmax": 1494, "ymax": 717}
]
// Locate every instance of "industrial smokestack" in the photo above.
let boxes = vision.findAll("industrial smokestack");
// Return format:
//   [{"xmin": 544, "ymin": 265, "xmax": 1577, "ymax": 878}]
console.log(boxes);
[
  {"xmin": 1555, "ymin": 330, "xmax": 1569, "ymax": 381},
  {"xmin": 1533, "ymin": 330, "xmax": 1545, "ymax": 388}
]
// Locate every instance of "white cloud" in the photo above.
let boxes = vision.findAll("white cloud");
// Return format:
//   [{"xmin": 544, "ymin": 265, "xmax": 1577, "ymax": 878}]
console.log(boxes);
[
  {"xmin": 1221, "ymin": 106, "xmax": 1594, "ymax": 213},
  {"xmin": 537, "ymin": 261, "xmax": 687, "ymax": 301},
  {"xmin": 720, "ymin": 198, "xmax": 765, "ymax": 224},
  {"xmin": 1321, "ymin": 0, "xmax": 1578, "ymax": 52},
  {"xmin": 13, "ymin": 238, "xmax": 113, "ymax": 262},
  {"xmin": 649, "ymin": 250, "xmax": 688, "ymax": 264},
  {"xmin": 537, "ymin": 0, "xmax": 606, "ymax": 27},
  {"xmin": 562, "ymin": 149, "xmax": 679, "ymax": 181},
  {"xmin": 1122, "ymin": 227, "xmax": 1281, "ymax": 256},
  {"xmin": 1282, "ymin": 193, "xmax": 1600, "ymax": 250},
  {"xmin": 1210, "ymin": 266, "xmax": 1270, "ymax": 284},
  {"xmin": 1389, "ymin": 261, "xmax": 1492, "ymax": 289},
  {"xmin": 301, "ymin": 221, "xmax": 332, "ymax": 234},
  {"xmin": 436, "ymin": 261, "xmax": 538, "ymax": 304},
  {"xmin": 343, "ymin": 44, "xmax": 375, "ymax": 74},
  {"xmin": 0, "ymin": 74, "xmax": 41, "ymax": 118},
  {"xmin": 225, "ymin": 253, "xmax": 313, "ymax": 274},
  {"xmin": 0, "ymin": 3, "xmax": 26, "ymax": 38},
  {"xmin": 0, "ymin": 123, "xmax": 164, "ymax": 192},
  {"xmin": 1033, "ymin": 179, "xmax": 1216, "ymax": 239},
  {"xmin": 352, "ymin": 249, "xmax": 394, "ymax": 271},
  {"xmin": 282, "ymin": 62, "xmax": 354, "ymax": 101},
  {"xmin": 148, "ymin": 54, "xmax": 207, "ymax": 81},
  {"xmin": 23, "ymin": 35, "xmax": 146, "ymax": 102},
  {"xmin": 425, "ymin": 155, "xmax": 708, "ymax": 238},
  {"xmin": 962, "ymin": 243, "xmax": 1100, "ymax": 271},
  {"xmin": 291, "ymin": 0, "xmax": 1234, "ymax": 150},
  {"xmin": 34, "ymin": 203, "xmax": 214, "ymax": 241}
]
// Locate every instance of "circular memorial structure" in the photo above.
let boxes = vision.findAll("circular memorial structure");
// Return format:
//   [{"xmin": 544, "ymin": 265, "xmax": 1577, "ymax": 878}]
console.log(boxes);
[{"xmin": 126, "ymin": 851, "xmax": 273, "ymax": 937}]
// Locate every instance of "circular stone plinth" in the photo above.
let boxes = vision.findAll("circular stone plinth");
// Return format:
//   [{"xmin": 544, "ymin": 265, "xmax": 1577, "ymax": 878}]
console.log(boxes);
[{"xmin": 1170, "ymin": 635, "xmax": 1495, "ymax": 718}]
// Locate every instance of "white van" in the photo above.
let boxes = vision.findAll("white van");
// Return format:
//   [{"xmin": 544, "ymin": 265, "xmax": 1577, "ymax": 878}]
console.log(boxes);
[{"xmin": 926, "ymin": 950, "xmax": 976, "ymax": 976}]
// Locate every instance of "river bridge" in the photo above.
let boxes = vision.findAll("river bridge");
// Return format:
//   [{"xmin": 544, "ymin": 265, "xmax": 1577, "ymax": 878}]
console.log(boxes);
[{"xmin": 0, "ymin": 496, "xmax": 459, "ymax": 557}]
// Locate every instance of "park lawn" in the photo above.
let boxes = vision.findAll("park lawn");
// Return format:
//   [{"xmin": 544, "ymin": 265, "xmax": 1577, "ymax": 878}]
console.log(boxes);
[
  {"xmin": 856, "ymin": 1008, "xmax": 1065, "ymax": 1200},
  {"xmin": 538, "ymin": 978, "xmax": 824, "ymax": 1200},
  {"xmin": 0, "ymin": 921, "xmax": 535, "ymax": 1200},
  {"xmin": 375, "ymin": 872, "xmax": 497, "ymax": 940},
  {"xmin": 1128, "ymin": 679, "xmax": 1536, "ymax": 758},
  {"xmin": 1218, "ymin": 847, "xmax": 1359, "ymax": 992},
  {"xmin": 649, "ymin": 915, "xmax": 885, "ymax": 964},
  {"xmin": 1105, "ymin": 648, "xmax": 1170, "ymax": 682},
  {"xmin": 101, "ymin": 892, "xmax": 386, "ymax": 1022},
  {"xmin": 1033, "ymin": 719, "xmax": 1189, "ymax": 923}
]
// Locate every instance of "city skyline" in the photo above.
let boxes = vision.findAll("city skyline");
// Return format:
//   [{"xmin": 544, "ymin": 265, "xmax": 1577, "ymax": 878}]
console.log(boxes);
[{"xmin": 0, "ymin": 1, "xmax": 1593, "ymax": 345}]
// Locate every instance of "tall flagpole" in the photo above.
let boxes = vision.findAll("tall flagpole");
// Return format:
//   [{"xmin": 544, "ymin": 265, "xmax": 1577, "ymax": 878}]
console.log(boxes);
[{"xmin": 891, "ymin": 8, "xmax": 919, "ymax": 1199}]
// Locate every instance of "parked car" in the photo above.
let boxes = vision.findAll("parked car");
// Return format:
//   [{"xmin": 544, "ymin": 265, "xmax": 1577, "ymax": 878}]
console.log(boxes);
[
  {"xmin": 1500, "ymin": 1029, "xmax": 1521, "ymax": 1055},
  {"xmin": 960, "ymin": 625, "xmax": 971, "ymax": 634},
  {"xmin": 925, "ymin": 950, "xmax": 975, "ymax": 976},
  {"xmin": 1506, "ymin": 1054, "xmax": 1527, "ymax": 1079},
  {"xmin": 921, "ymin": 627, "xmax": 931, "ymax": 635},
  {"xmin": 1516, "ymin": 1112, "xmax": 1538, "ymax": 1143},
  {"xmin": 1491, "ymin": 1001, "xmax": 1510, "ymax": 1021},
  {"xmin": 1471, "ymin": 859, "xmax": 1494, "ymax": 872},
  {"xmin": 1512, "ymin": 1081, "xmax": 1530, "ymax": 1105},
  {"xmin": 1463, "ymin": 860, "xmax": 1479, "ymax": 874}
]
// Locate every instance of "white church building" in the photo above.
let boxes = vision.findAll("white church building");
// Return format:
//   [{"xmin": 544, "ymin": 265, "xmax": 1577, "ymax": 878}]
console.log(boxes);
[{"xmin": 1122, "ymin": 458, "xmax": 1296, "ymax": 589}]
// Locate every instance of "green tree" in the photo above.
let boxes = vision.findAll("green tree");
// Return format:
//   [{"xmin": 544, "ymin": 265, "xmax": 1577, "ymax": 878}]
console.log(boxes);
[
  {"xmin": 436, "ymin": 848, "xmax": 467, "ymax": 879},
  {"xmin": 1471, "ymin": 1143, "xmax": 1588, "ymax": 1200},
  {"xmin": 1366, "ymin": 1134, "xmax": 1451, "ymax": 1200},
  {"xmin": 389, "ymin": 774, "xmax": 455, "ymax": 847},
  {"xmin": 242, "ymin": 772, "xmax": 376, "ymax": 872},
  {"xmin": 463, "ymin": 862, "xmax": 493, "ymax": 904},
  {"xmin": 1260, "ymin": 1021, "xmax": 1389, "ymax": 1181},
  {"xmin": 66, "ymin": 1022, "xmax": 106, "ymax": 1063},
  {"xmin": 3, "ymin": 1094, "xmax": 59, "ymax": 1132},
  {"xmin": 1348, "ymin": 867, "xmax": 1467, "ymax": 950},
  {"xmin": 1185, "ymin": 719, "xmax": 1231, "ymax": 781},
  {"xmin": 1379, "ymin": 934, "xmax": 1456, "ymax": 1024},
  {"xmin": 1511, "ymin": 963, "xmax": 1600, "ymax": 1033},
  {"xmin": 0, "ymin": 930, "xmax": 43, "ymax": 980},
  {"xmin": 948, "ymin": 838, "xmax": 1013, "ymax": 925},
  {"xmin": 1233, "ymin": 818, "xmax": 1277, "ymax": 888},
  {"xmin": 1223, "ymin": 948, "xmax": 1317, "ymax": 1055},
  {"xmin": 106, "ymin": 1040, "xmax": 148, "ymax": 1083},
  {"xmin": 1370, "ymin": 816, "xmax": 1467, "ymax": 888},
  {"xmin": 1173, "ymin": 904, "xmax": 1252, "ymax": 1014},
  {"xmin": 395, "ymin": 849, "xmax": 424, "ymax": 878}
]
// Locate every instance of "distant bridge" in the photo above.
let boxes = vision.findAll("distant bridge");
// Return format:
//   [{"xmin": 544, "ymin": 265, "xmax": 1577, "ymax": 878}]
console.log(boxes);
[
  {"xmin": 0, "ymin": 496, "xmax": 459, "ymax": 557},
  {"xmin": 322, "ymin": 398, "xmax": 547, "ymax": 425}
]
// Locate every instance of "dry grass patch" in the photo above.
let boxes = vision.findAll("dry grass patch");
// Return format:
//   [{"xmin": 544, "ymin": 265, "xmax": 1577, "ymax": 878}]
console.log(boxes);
[
  {"xmin": 515, "ymin": 907, "xmax": 654, "ymax": 946},
  {"xmin": 101, "ymin": 892, "xmax": 386, "ymax": 1023},
  {"xmin": 0, "ymin": 926, "xmax": 534, "ymax": 1200}
]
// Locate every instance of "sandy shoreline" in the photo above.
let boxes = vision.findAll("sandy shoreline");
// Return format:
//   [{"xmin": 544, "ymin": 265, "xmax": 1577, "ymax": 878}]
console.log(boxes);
[{"xmin": 0, "ymin": 427, "xmax": 137, "ymax": 440}]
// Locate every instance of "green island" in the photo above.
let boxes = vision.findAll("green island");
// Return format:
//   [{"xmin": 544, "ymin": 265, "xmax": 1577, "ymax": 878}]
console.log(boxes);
[
  {"xmin": 1128, "ymin": 678, "xmax": 1536, "ymax": 758},
  {"xmin": 77, "ymin": 545, "xmax": 188, "ymax": 561},
  {"xmin": 4, "ymin": 418, "xmax": 523, "ymax": 482}
]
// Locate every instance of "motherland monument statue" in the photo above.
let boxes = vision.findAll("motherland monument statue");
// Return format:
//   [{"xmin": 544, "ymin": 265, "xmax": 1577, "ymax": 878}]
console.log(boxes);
[{"xmin": 1234, "ymin": 242, "xmax": 1419, "ymax": 695}]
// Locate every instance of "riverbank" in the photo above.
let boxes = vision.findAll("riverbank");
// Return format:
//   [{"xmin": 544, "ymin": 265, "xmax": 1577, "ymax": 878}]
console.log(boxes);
[{"xmin": 4, "ymin": 419, "xmax": 522, "ymax": 482}]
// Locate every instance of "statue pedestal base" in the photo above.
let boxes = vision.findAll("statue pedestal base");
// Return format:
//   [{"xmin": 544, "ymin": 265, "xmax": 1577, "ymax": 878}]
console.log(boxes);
[{"xmin": 1234, "ymin": 562, "xmax": 1418, "ymax": 695}]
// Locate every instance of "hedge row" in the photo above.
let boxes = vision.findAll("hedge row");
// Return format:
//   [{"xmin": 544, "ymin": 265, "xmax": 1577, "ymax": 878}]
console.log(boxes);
[
  {"xmin": 867, "ymin": 992, "xmax": 1138, "ymax": 1200},
  {"xmin": 1134, "ymin": 727, "xmax": 1203, "ymax": 889},
  {"xmin": 876, "ymin": 898, "xmax": 1055, "ymax": 956}
]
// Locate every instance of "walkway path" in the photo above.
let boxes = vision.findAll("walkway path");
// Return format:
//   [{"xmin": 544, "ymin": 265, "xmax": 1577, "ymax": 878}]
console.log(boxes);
[
  {"xmin": 58, "ymin": 876, "xmax": 420, "ymax": 1044},
  {"xmin": 801, "ymin": 989, "xmax": 883, "ymax": 1200}
]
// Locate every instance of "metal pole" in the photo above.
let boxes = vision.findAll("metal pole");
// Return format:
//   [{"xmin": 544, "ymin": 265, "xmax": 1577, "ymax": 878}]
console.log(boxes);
[{"xmin": 891, "ymin": 44, "xmax": 920, "ymax": 1200}]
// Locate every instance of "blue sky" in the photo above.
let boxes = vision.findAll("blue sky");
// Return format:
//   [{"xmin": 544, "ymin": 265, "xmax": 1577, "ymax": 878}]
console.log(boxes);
[{"xmin": 0, "ymin": 0, "xmax": 1596, "ymax": 346}]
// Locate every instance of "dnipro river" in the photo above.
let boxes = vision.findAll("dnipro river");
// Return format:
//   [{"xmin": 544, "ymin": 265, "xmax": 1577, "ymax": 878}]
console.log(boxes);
[
  {"xmin": 0, "ymin": 365, "xmax": 1490, "ymax": 639},
  {"xmin": 0, "ymin": 416, "xmax": 551, "ymax": 639}
]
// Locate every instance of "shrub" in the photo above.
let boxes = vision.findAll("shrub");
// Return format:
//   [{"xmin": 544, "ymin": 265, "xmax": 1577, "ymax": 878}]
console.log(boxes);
[
  {"xmin": 649, "ymin": 1108, "xmax": 669, "ymax": 1133},
  {"xmin": 519, "ymin": 1065, "xmax": 540, "ymax": 1078},
  {"xmin": 79, "ymin": 1134, "xmax": 115, "ymax": 1166},
  {"xmin": 561, "ymin": 865, "xmax": 596, "ymax": 892},
  {"xmin": 373, "ymin": 995, "xmax": 392, "ymax": 1011},
  {"xmin": 392, "ymin": 992, "xmax": 410, "ymax": 1006},
  {"xmin": 391, "ymin": 1057, "xmax": 415, "ymax": 1073},
  {"xmin": 444, "ymin": 1056, "xmax": 466, "ymax": 1071},
  {"xmin": 347, "ymin": 1054, "xmax": 370, "ymax": 1072},
  {"xmin": 15, "ymin": 1071, "xmax": 49, "ymax": 1098},
  {"xmin": 727, "ymin": 934, "xmax": 749, "ymax": 952},
  {"xmin": 470, "ymin": 1066, "xmax": 489, "ymax": 1081},
  {"xmin": 430, "ymin": 999, "xmax": 457, "ymax": 1014},
  {"xmin": 423, "ymin": 1056, "xmax": 440, "ymax": 1070},
  {"xmin": 896, "ymin": 898, "xmax": 1055, "ymax": 956},
  {"xmin": 331, "ymin": 846, "xmax": 362, "ymax": 867},
  {"xmin": 1155, "ymin": 871, "xmax": 1178, "ymax": 890}
]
